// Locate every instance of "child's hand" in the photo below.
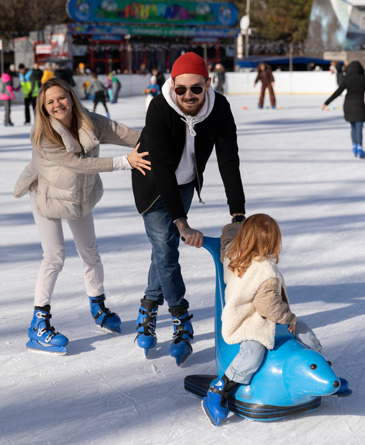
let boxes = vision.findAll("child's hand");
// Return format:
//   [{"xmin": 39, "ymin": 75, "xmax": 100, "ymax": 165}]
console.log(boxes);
[
  {"xmin": 127, "ymin": 143, "xmax": 151, "ymax": 176},
  {"xmin": 288, "ymin": 324, "xmax": 296, "ymax": 335}
]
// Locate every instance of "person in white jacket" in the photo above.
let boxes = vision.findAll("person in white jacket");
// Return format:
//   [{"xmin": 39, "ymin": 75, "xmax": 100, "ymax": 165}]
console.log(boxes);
[
  {"xmin": 13, "ymin": 78, "xmax": 150, "ymax": 355},
  {"xmin": 202, "ymin": 213, "xmax": 323, "ymax": 426}
]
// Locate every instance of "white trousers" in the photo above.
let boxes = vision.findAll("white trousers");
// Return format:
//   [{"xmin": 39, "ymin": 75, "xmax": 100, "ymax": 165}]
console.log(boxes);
[{"xmin": 30, "ymin": 193, "xmax": 104, "ymax": 307}]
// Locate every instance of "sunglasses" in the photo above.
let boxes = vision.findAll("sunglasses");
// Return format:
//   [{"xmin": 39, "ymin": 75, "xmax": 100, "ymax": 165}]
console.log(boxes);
[{"xmin": 174, "ymin": 85, "xmax": 206, "ymax": 96}]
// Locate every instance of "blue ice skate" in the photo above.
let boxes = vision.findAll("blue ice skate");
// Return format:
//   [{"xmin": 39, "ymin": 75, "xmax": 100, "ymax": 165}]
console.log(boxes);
[
  {"xmin": 169, "ymin": 306, "xmax": 194, "ymax": 366},
  {"xmin": 184, "ymin": 237, "xmax": 352, "ymax": 423},
  {"xmin": 202, "ymin": 376, "xmax": 237, "ymax": 426},
  {"xmin": 89, "ymin": 295, "xmax": 122, "ymax": 334},
  {"xmin": 26, "ymin": 306, "xmax": 68, "ymax": 355},
  {"xmin": 135, "ymin": 298, "xmax": 158, "ymax": 356},
  {"xmin": 202, "ymin": 385, "xmax": 228, "ymax": 426}
]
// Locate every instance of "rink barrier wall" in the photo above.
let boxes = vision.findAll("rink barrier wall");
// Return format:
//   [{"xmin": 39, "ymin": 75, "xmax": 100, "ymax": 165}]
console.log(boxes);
[{"xmin": 2, "ymin": 71, "xmax": 338, "ymax": 105}]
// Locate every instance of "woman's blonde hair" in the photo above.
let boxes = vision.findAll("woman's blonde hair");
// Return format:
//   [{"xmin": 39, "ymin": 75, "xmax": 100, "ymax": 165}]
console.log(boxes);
[
  {"xmin": 32, "ymin": 78, "xmax": 94, "ymax": 147},
  {"xmin": 226, "ymin": 214, "xmax": 282, "ymax": 278}
]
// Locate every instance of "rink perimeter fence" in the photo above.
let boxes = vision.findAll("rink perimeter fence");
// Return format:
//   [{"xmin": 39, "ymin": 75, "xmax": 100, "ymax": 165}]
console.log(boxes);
[{"xmin": 2, "ymin": 71, "xmax": 338, "ymax": 105}]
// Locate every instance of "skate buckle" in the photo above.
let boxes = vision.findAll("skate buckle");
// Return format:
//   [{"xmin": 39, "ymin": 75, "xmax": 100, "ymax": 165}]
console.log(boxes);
[{"xmin": 36, "ymin": 311, "xmax": 49, "ymax": 319}]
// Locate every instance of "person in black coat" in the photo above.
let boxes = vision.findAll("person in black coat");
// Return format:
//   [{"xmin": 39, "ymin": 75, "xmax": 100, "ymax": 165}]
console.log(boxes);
[
  {"xmin": 54, "ymin": 65, "xmax": 76, "ymax": 87},
  {"xmin": 322, "ymin": 60, "xmax": 365, "ymax": 158},
  {"xmin": 29, "ymin": 63, "xmax": 43, "ymax": 102},
  {"xmin": 131, "ymin": 52, "xmax": 245, "ymax": 364}
]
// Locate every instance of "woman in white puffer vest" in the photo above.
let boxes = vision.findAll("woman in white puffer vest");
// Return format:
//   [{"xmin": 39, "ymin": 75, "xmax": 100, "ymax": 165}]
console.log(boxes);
[{"xmin": 13, "ymin": 78, "xmax": 150, "ymax": 355}]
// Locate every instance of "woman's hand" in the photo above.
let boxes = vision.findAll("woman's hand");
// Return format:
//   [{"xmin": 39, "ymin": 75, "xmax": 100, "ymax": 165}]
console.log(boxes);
[
  {"xmin": 127, "ymin": 143, "xmax": 151, "ymax": 176},
  {"xmin": 321, "ymin": 104, "xmax": 326, "ymax": 110}
]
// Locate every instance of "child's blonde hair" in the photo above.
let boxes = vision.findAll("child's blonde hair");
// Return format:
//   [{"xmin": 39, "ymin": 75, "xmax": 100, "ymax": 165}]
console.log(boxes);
[
  {"xmin": 32, "ymin": 77, "xmax": 94, "ymax": 148},
  {"xmin": 226, "ymin": 214, "xmax": 282, "ymax": 277}
]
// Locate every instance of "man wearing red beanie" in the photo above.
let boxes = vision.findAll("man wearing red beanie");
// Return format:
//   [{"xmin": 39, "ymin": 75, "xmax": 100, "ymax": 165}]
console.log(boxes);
[{"xmin": 132, "ymin": 52, "xmax": 245, "ymax": 365}]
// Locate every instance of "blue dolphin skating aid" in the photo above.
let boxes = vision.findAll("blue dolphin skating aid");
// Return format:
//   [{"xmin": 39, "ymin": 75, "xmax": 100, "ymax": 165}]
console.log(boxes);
[{"xmin": 184, "ymin": 237, "xmax": 351, "ymax": 421}]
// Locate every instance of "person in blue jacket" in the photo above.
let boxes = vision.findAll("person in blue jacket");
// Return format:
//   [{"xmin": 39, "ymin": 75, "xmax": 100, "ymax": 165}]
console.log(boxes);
[{"xmin": 144, "ymin": 75, "xmax": 160, "ymax": 111}]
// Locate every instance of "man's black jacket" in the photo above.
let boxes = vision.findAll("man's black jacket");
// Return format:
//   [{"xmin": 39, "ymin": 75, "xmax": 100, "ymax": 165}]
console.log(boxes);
[{"xmin": 132, "ymin": 91, "xmax": 245, "ymax": 221}]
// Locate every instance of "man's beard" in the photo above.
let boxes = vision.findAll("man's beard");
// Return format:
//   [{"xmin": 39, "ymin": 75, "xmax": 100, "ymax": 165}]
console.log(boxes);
[{"xmin": 177, "ymin": 98, "xmax": 205, "ymax": 116}]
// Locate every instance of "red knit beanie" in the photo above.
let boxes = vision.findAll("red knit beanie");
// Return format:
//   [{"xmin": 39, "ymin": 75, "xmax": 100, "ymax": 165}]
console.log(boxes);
[{"xmin": 171, "ymin": 52, "xmax": 209, "ymax": 80}]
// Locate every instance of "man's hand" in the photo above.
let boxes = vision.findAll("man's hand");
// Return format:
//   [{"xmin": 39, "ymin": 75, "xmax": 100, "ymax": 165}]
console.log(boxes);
[{"xmin": 175, "ymin": 218, "xmax": 203, "ymax": 248}]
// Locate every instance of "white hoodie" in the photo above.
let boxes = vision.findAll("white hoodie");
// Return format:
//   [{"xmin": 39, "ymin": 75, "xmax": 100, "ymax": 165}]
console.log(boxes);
[{"xmin": 162, "ymin": 77, "xmax": 215, "ymax": 185}]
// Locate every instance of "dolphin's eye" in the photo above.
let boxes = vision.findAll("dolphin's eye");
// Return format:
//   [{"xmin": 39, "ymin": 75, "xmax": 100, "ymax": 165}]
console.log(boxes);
[{"xmin": 310, "ymin": 364, "xmax": 317, "ymax": 370}]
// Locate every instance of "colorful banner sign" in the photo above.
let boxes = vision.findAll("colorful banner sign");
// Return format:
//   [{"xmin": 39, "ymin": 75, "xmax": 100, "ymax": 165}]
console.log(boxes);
[
  {"xmin": 68, "ymin": 22, "xmax": 239, "ymax": 38},
  {"xmin": 66, "ymin": 0, "xmax": 238, "ymax": 27}
]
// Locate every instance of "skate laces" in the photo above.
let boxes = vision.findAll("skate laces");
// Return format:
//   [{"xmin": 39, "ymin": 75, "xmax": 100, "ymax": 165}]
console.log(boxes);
[
  {"xmin": 135, "ymin": 307, "xmax": 157, "ymax": 340},
  {"xmin": 35, "ymin": 311, "xmax": 59, "ymax": 342},
  {"xmin": 171, "ymin": 314, "xmax": 193, "ymax": 344}
]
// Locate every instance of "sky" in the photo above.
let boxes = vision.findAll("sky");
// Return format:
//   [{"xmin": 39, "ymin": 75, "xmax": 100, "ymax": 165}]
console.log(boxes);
[{"xmin": 1, "ymin": 91, "xmax": 364, "ymax": 444}]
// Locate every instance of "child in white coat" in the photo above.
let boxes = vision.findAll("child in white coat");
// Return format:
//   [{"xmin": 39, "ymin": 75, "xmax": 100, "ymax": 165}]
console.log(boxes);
[{"xmin": 202, "ymin": 214, "xmax": 324, "ymax": 426}]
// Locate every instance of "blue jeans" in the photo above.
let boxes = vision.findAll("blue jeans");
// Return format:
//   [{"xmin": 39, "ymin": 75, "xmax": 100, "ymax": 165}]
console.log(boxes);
[
  {"xmin": 350, "ymin": 121, "xmax": 363, "ymax": 145},
  {"xmin": 225, "ymin": 319, "xmax": 323, "ymax": 385},
  {"xmin": 141, "ymin": 181, "xmax": 195, "ymax": 309}
]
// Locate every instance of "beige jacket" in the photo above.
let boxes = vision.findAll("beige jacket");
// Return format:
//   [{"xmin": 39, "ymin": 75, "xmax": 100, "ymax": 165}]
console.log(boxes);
[
  {"xmin": 14, "ymin": 112, "xmax": 141, "ymax": 219},
  {"xmin": 220, "ymin": 224, "xmax": 297, "ymax": 350}
]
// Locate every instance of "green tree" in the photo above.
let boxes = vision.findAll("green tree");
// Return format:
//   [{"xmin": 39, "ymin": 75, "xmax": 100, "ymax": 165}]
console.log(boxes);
[
  {"xmin": 233, "ymin": 0, "xmax": 314, "ymax": 44},
  {"xmin": 0, "ymin": 0, "xmax": 68, "ymax": 38}
]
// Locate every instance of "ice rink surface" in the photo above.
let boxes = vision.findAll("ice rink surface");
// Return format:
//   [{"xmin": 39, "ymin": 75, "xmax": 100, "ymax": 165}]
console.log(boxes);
[{"xmin": 1, "ymin": 92, "xmax": 364, "ymax": 444}]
